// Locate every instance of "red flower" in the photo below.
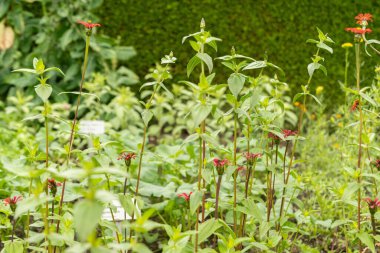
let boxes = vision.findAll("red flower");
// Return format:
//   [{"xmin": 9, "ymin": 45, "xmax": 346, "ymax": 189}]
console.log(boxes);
[
  {"xmin": 282, "ymin": 129, "xmax": 298, "ymax": 138},
  {"xmin": 118, "ymin": 152, "xmax": 136, "ymax": 167},
  {"xmin": 372, "ymin": 159, "xmax": 380, "ymax": 170},
  {"xmin": 268, "ymin": 132, "xmax": 280, "ymax": 140},
  {"xmin": 364, "ymin": 197, "xmax": 380, "ymax": 213},
  {"xmin": 177, "ymin": 192, "xmax": 192, "ymax": 202},
  {"xmin": 355, "ymin": 13, "xmax": 373, "ymax": 24},
  {"xmin": 213, "ymin": 158, "xmax": 229, "ymax": 175},
  {"xmin": 47, "ymin": 178, "xmax": 62, "ymax": 197},
  {"xmin": 77, "ymin": 20, "xmax": 101, "ymax": 29},
  {"xmin": 345, "ymin": 27, "xmax": 372, "ymax": 34},
  {"xmin": 4, "ymin": 196, "xmax": 22, "ymax": 206},
  {"xmin": 236, "ymin": 166, "xmax": 246, "ymax": 172},
  {"xmin": 4, "ymin": 196, "xmax": 22, "ymax": 212},
  {"xmin": 350, "ymin": 99, "xmax": 360, "ymax": 112}
]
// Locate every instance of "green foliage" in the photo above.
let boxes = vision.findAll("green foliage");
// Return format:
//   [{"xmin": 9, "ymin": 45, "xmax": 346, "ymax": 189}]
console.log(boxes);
[{"xmin": 98, "ymin": 0, "xmax": 380, "ymax": 106}]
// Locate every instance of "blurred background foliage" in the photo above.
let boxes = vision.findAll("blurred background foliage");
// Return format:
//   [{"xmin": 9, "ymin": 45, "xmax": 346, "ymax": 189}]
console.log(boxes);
[
  {"xmin": 98, "ymin": 0, "xmax": 380, "ymax": 106},
  {"xmin": 1, "ymin": 0, "xmax": 380, "ymax": 107}
]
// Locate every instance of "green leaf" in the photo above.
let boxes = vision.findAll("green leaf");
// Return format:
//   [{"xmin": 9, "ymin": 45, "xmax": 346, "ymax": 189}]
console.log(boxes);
[
  {"xmin": 227, "ymin": 73, "xmax": 245, "ymax": 98},
  {"xmin": 3, "ymin": 241, "xmax": 24, "ymax": 253},
  {"xmin": 190, "ymin": 190, "xmax": 203, "ymax": 215},
  {"xmin": 43, "ymin": 67, "xmax": 65, "ymax": 76},
  {"xmin": 357, "ymin": 232, "xmax": 375, "ymax": 253},
  {"xmin": 307, "ymin": 62, "xmax": 327, "ymax": 78},
  {"xmin": 196, "ymin": 53, "xmax": 213, "ymax": 73},
  {"xmin": 192, "ymin": 103, "xmax": 212, "ymax": 127},
  {"xmin": 243, "ymin": 60, "xmax": 267, "ymax": 70},
  {"xmin": 317, "ymin": 42, "xmax": 333, "ymax": 54},
  {"xmin": 187, "ymin": 55, "xmax": 201, "ymax": 77},
  {"xmin": 193, "ymin": 219, "xmax": 222, "ymax": 244},
  {"xmin": 73, "ymin": 199, "xmax": 104, "ymax": 241},
  {"xmin": 190, "ymin": 40, "xmax": 200, "ymax": 51},
  {"xmin": 15, "ymin": 196, "xmax": 48, "ymax": 218},
  {"xmin": 12, "ymin": 68, "xmax": 37, "ymax": 74},
  {"xmin": 359, "ymin": 91, "xmax": 377, "ymax": 107},
  {"xmin": 35, "ymin": 84, "xmax": 52, "ymax": 102},
  {"xmin": 141, "ymin": 109, "xmax": 153, "ymax": 126}
]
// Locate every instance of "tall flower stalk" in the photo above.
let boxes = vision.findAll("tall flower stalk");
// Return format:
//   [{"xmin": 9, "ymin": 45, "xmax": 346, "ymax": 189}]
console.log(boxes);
[
  {"xmin": 181, "ymin": 18, "xmax": 220, "ymax": 252},
  {"xmin": 129, "ymin": 53, "xmax": 176, "ymax": 243},
  {"xmin": 54, "ymin": 22, "xmax": 100, "ymax": 244}
]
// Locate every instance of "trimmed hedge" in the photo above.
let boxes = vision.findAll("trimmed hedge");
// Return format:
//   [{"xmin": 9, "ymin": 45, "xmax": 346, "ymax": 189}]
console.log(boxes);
[{"xmin": 98, "ymin": 0, "xmax": 380, "ymax": 104}]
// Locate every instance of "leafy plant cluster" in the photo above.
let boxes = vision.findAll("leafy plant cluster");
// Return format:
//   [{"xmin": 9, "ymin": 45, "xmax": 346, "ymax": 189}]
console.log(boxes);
[{"xmin": 2, "ymin": 7, "xmax": 380, "ymax": 253}]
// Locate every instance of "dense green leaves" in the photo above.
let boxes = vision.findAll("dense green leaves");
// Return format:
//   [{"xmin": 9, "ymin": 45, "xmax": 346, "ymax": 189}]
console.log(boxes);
[{"xmin": 73, "ymin": 199, "xmax": 104, "ymax": 241}]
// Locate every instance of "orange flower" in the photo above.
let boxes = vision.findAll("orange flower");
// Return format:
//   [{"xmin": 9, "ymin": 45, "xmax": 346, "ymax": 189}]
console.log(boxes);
[
  {"xmin": 350, "ymin": 99, "xmax": 360, "ymax": 112},
  {"xmin": 355, "ymin": 13, "xmax": 373, "ymax": 24},
  {"xmin": 345, "ymin": 27, "xmax": 372, "ymax": 34},
  {"xmin": 77, "ymin": 20, "xmax": 101, "ymax": 29}
]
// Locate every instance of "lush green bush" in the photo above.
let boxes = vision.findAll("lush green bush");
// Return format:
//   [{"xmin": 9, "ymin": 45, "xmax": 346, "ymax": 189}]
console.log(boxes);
[{"xmin": 99, "ymin": 0, "xmax": 380, "ymax": 105}]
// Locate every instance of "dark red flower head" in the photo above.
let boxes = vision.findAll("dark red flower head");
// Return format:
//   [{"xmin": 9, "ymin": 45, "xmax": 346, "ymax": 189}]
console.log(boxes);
[
  {"xmin": 177, "ymin": 192, "xmax": 192, "ymax": 202},
  {"xmin": 236, "ymin": 166, "xmax": 246, "ymax": 172},
  {"xmin": 4, "ymin": 196, "xmax": 22, "ymax": 212},
  {"xmin": 364, "ymin": 197, "xmax": 380, "ymax": 214},
  {"xmin": 243, "ymin": 152, "xmax": 262, "ymax": 166},
  {"xmin": 47, "ymin": 178, "xmax": 62, "ymax": 197},
  {"xmin": 355, "ymin": 13, "xmax": 373, "ymax": 24},
  {"xmin": 345, "ymin": 27, "xmax": 372, "ymax": 35},
  {"xmin": 213, "ymin": 158, "xmax": 229, "ymax": 175},
  {"xmin": 372, "ymin": 159, "xmax": 380, "ymax": 170},
  {"xmin": 118, "ymin": 152, "xmax": 136, "ymax": 167},
  {"xmin": 350, "ymin": 99, "xmax": 360, "ymax": 112},
  {"xmin": 77, "ymin": 20, "xmax": 101, "ymax": 29},
  {"xmin": 282, "ymin": 129, "xmax": 298, "ymax": 138}
]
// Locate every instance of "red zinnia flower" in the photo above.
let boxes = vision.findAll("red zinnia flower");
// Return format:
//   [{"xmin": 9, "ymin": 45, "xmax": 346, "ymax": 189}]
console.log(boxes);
[
  {"xmin": 4, "ymin": 196, "xmax": 22, "ymax": 212},
  {"xmin": 243, "ymin": 152, "xmax": 262, "ymax": 166},
  {"xmin": 4, "ymin": 196, "xmax": 22, "ymax": 206},
  {"xmin": 282, "ymin": 129, "xmax": 298, "ymax": 138},
  {"xmin": 118, "ymin": 152, "xmax": 136, "ymax": 167},
  {"xmin": 345, "ymin": 27, "xmax": 372, "ymax": 35},
  {"xmin": 77, "ymin": 20, "xmax": 101, "ymax": 29},
  {"xmin": 355, "ymin": 13, "xmax": 373, "ymax": 24},
  {"xmin": 350, "ymin": 99, "xmax": 360, "ymax": 112},
  {"xmin": 364, "ymin": 197, "xmax": 380, "ymax": 213},
  {"xmin": 177, "ymin": 192, "xmax": 192, "ymax": 202},
  {"xmin": 213, "ymin": 158, "xmax": 229, "ymax": 175}
]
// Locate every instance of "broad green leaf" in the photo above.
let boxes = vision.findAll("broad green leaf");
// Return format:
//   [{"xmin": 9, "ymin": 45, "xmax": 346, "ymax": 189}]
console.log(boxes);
[
  {"xmin": 187, "ymin": 55, "xmax": 201, "ymax": 77},
  {"xmin": 317, "ymin": 42, "xmax": 333, "ymax": 54},
  {"xmin": 3, "ymin": 241, "xmax": 24, "ymax": 253},
  {"xmin": 43, "ymin": 67, "xmax": 65, "ymax": 76},
  {"xmin": 227, "ymin": 73, "xmax": 245, "ymax": 98},
  {"xmin": 190, "ymin": 190, "xmax": 203, "ymax": 215},
  {"xmin": 243, "ymin": 60, "xmax": 267, "ymax": 70},
  {"xmin": 192, "ymin": 103, "xmax": 212, "ymax": 127},
  {"xmin": 196, "ymin": 53, "xmax": 213, "ymax": 73},
  {"xmin": 141, "ymin": 109, "xmax": 153, "ymax": 126},
  {"xmin": 194, "ymin": 219, "xmax": 222, "ymax": 244},
  {"xmin": 15, "ymin": 196, "xmax": 48, "ymax": 218},
  {"xmin": 73, "ymin": 199, "xmax": 104, "ymax": 241},
  {"xmin": 357, "ymin": 232, "xmax": 375, "ymax": 253},
  {"xmin": 307, "ymin": 62, "xmax": 327, "ymax": 78},
  {"xmin": 35, "ymin": 84, "xmax": 52, "ymax": 102},
  {"xmin": 190, "ymin": 40, "xmax": 200, "ymax": 51}
]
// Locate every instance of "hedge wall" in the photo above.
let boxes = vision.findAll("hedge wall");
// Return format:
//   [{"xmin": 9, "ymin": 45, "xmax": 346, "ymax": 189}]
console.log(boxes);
[{"xmin": 98, "ymin": 0, "xmax": 380, "ymax": 104}]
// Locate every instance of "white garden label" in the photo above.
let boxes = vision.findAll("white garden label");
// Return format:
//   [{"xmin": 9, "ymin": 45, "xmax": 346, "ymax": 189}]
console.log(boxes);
[
  {"xmin": 102, "ymin": 199, "xmax": 139, "ymax": 221},
  {"xmin": 79, "ymin": 120, "xmax": 105, "ymax": 135}
]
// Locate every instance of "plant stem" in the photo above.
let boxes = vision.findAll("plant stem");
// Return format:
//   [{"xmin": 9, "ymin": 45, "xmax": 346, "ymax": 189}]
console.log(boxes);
[
  {"xmin": 233, "ymin": 108, "xmax": 238, "ymax": 234},
  {"xmin": 278, "ymin": 141, "xmax": 289, "ymax": 229},
  {"xmin": 201, "ymin": 120, "xmax": 206, "ymax": 223},
  {"xmin": 11, "ymin": 217, "xmax": 16, "ymax": 242},
  {"xmin": 355, "ymin": 42, "xmax": 363, "ymax": 251},
  {"xmin": 129, "ymin": 125, "xmax": 147, "ymax": 242},
  {"xmin": 195, "ymin": 136, "xmax": 202, "ymax": 253},
  {"xmin": 123, "ymin": 166, "xmax": 130, "ymax": 243},
  {"xmin": 371, "ymin": 213, "xmax": 377, "ymax": 236},
  {"xmin": 105, "ymin": 174, "xmax": 122, "ymax": 246},
  {"xmin": 25, "ymin": 178, "xmax": 33, "ymax": 252},
  {"xmin": 44, "ymin": 102, "xmax": 51, "ymax": 251},
  {"xmin": 215, "ymin": 175, "xmax": 222, "ymax": 220},
  {"xmin": 55, "ymin": 34, "xmax": 91, "ymax": 246}
]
